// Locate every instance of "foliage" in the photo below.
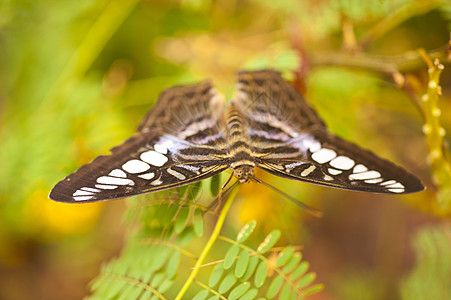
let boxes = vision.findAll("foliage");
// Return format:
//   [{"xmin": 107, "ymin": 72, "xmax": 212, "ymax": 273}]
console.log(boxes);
[
  {"xmin": 1, "ymin": 0, "xmax": 451, "ymax": 299},
  {"xmin": 87, "ymin": 183, "xmax": 323, "ymax": 299},
  {"xmin": 401, "ymin": 225, "xmax": 451, "ymax": 300}
]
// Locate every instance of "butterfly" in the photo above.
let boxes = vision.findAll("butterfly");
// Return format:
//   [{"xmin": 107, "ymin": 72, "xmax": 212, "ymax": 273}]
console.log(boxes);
[{"xmin": 49, "ymin": 70, "xmax": 424, "ymax": 203}]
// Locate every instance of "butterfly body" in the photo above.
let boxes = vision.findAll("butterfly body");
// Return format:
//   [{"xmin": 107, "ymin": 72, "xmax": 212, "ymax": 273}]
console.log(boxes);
[
  {"xmin": 49, "ymin": 70, "xmax": 423, "ymax": 203},
  {"xmin": 227, "ymin": 103, "xmax": 256, "ymax": 183}
]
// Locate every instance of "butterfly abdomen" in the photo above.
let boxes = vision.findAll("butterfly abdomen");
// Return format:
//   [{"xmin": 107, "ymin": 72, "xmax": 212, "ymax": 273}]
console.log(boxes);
[{"xmin": 226, "ymin": 103, "xmax": 256, "ymax": 183}]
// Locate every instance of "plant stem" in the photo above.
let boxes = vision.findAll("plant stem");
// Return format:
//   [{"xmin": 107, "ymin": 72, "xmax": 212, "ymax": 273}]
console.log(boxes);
[{"xmin": 174, "ymin": 186, "xmax": 239, "ymax": 300}]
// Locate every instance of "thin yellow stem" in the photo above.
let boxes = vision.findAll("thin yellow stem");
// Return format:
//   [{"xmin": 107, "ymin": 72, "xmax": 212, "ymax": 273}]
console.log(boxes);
[{"xmin": 174, "ymin": 186, "xmax": 239, "ymax": 300}]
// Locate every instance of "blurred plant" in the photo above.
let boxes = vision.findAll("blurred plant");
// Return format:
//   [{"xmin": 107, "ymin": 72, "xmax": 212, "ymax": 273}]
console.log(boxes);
[
  {"xmin": 87, "ymin": 178, "xmax": 323, "ymax": 299},
  {"xmin": 417, "ymin": 55, "xmax": 451, "ymax": 215},
  {"xmin": 401, "ymin": 224, "xmax": 451, "ymax": 300},
  {"xmin": 1, "ymin": 0, "xmax": 451, "ymax": 299}
]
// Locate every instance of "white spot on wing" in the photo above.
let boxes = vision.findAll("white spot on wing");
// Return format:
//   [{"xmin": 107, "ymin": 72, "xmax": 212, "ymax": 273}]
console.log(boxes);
[
  {"xmin": 301, "ymin": 165, "xmax": 316, "ymax": 177},
  {"xmin": 311, "ymin": 148, "xmax": 337, "ymax": 164},
  {"xmin": 140, "ymin": 150, "xmax": 168, "ymax": 167},
  {"xmin": 388, "ymin": 188, "xmax": 404, "ymax": 193},
  {"xmin": 353, "ymin": 164, "xmax": 368, "ymax": 173},
  {"xmin": 381, "ymin": 180, "xmax": 397, "ymax": 186},
  {"xmin": 122, "ymin": 159, "xmax": 150, "ymax": 173},
  {"xmin": 73, "ymin": 195, "xmax": 94, "ymax": 201},
  {"xmin": 349, "ymin": 171, "xmax": 382, "ymax": 180},
  {"xmin": 167, "ymin": 168, "xmax": 186, "ymax": 180},
  {"xmin": 150, "ymin": 178, "xmax": 163, "ymax": 186},
  {"xmin": 95, "ymin": 184, "xmax": 118, "ymax": 189},
  {"xmin": 330, "ymin": 156, "xmax": 355, "ymax": 170},
  {"xmin": 324, "ymin": 175, "xmax": 334, "ymax": 181},
  {"xmin": 328, "ymin": 168, "xmax": 342, "ymax": 175},
  {"xmin": 138, "ymin": 172, "xmax": 155, "ymax": 180},
  {"xmin": 365, "ymin": 178, "xmax": 384, "ymax": 184},
  {"xmin": 97, "ymin": 176, "xmax": 134, "ymax": 186},
  {"xmin": 386, "ymin": 182, "xmax": 405, "ymax": 189},
  {"xmin": 73, "ymin": 190, "xmax": 93, "ymax": 196},
  {"xmin": 109, "ymin": 169, "xmax": 127, "ymax": 178},
  {"xmin": 303, "ymin": 139, "xmax": 321, "ymax": 152},
  {"xmin": 154, "ymin": 140, "xmax": 174, "ymax": 154}
]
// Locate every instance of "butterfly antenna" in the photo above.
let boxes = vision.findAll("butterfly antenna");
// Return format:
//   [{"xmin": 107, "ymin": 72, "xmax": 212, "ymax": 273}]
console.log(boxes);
[{"xmin": 252, "ymin": 176, "xmax": 323, "ymax": 218}]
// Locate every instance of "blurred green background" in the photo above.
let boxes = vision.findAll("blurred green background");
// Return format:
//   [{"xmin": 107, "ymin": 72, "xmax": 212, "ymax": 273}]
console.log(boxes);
[{"xmin": 1, "ymin": 0, "xmax": 451, "ymax": 299}]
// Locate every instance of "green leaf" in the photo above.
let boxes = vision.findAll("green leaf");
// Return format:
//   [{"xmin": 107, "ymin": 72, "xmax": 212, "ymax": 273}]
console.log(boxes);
[
  {"xmin": 206, "ymin": 296, "xmax": 219, "ymax": 300},
  {"xmin": 228, "ymin": 282, "xmax": 251, "ymax": 300},
  {"xmin": 150, "ymin": 247, "xmax": 171, "ymax": 271},
  {"xmin": 193, "ymin": 290, "xmax": 209, "ymax": 300},
  {"xmin": 297, "ymin": 272, "xmax": 316, "ymax": 289},
  {"xmin": 156, "ymin": 206, "xmax": 178, "ymax": 227},
  {"xmin": 150, "ymin": 272, "xmax": 165, "ymax": 287},
  {"xmin": 166, "ymin": 251, "xmax": 180, "ymax": 279},
  {"xmin": 175, "ymin": 225, "xmax": 196, "ymax": 246},
  {"xmin": 210, "ymin": 173, "xmax": 221, "ymax": 196},
  {"xmin": 290, "ymin": 261, "xmax": 309, "ymax": 280},
  {"xmin": 193, "ymin": 208, "xmax": 204, "ymax": 237},
  {"xmin": 188, "ymin": 181, "xmax": 202, "ymax": 200},
  {"xmin": 235, "ymin": 249, "xmax": 250, "ymax": 278},
  {"xmin": 174, "ymin": 207, "xmax": 190, "ymax": 234},
  {"xmin": 303, "ymin": 283, "xmax": 325, "ymax": 295},
  {"xmin": 257, "ymin": 230, "xmax": 281, "ymax": 254},
  {"xmin": 127, "ymin": 286, "xmax": 143, "ymax": 300},
  {"xmin": 218, "ymin": 272, "xmax": 237, "ymax": 294},
  {"xmin": 242, "ymin": 255, "xmax": 259, "ymax": 281},
  {"xmin": 275, "ymin": 246, "xmax": 295, "ymax": 267},
  {"xmin": 118, "ymin": 285, "xmax": 136, "ymax": 300},
  {"xmin": 279, "ymin": 282, "xmax": 291, "ymax": 300},
  {"xmin": 283, "ymin": 253, "xmax": 301, "ymax": 273},
  {"xmin": 224, "ymin": 244, "xmax": 240, "ymax": 270},
  {"xmin": 240, "ymin": 288, "xmax": 258, "ymax": 300},
  {"xmin": 158, "ymin": 278, "xmax": 174, "ymax": 293},
  {"xmin": 139, "ymin": 289, "xmax": 152, "ymax": 300},
  {"xmin": 254, "ymin": 260, "xmax": 268, "ymax": 288},
  {"xmin": 104, "ymin": 277, "xmax": 127, "ymax": 298},
  {"xmin": 209, "ymin": 263, "xmax": 225, "ymax": 287},
  {"xmin": 267, "ymin": 274, "xmax": 284, "ymax": 299},
  {"xmin": 236, "ymin": 220, "xmax": 257, "ymax": 243}
]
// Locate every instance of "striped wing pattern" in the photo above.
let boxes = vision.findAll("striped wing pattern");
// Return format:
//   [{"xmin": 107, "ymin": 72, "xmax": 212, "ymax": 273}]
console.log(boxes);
[
  {"xmin": 234, "ymin": 71, "xmax": 423, "ymax": 194},
  {"xmin": 50, "ymin": 70, "xmax": 423, "ymax": 203},
  {"xmin": 49, "ymin": 82, "xmax": 229, "ymax": 203}
]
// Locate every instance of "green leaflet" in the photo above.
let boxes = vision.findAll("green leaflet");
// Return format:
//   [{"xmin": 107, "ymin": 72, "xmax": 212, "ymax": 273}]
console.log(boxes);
[
  {"xmin": 210, "ymin": 173, "xmax": 221, "ymax": 196},
  {"xmin": 224, "ymin": 244, "xmax": 240, "ymax": 269},
  {"xmin": 257, "ymin": 230, "xmax": 281, "ymax": 254},
  {"xmin": 235, "ymin": 249, "xmax": 250, "ymax": 278},
  {"xmin": 236, "ymin": 220, "xmax": 257, "ymax": 243},
  {"xmin": 209, "ymin": 263, "xmax": 225, "ymax": 287}
]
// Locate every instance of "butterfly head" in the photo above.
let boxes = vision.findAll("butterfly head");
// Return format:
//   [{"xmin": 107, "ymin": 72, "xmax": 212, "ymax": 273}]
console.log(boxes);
[{"xmin": 232, "ymin": 165, "xmax": 255, "ymax": 183}]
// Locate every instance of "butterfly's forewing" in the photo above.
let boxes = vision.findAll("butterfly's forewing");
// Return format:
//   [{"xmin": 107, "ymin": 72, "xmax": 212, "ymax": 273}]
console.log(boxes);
[
  {"xmin": 234, "ymin": 70, "xmax": 424, "ymax": 194},
  {"xmin": 49, "ymin": 82, "xmax": 229, "ymax": 203}
]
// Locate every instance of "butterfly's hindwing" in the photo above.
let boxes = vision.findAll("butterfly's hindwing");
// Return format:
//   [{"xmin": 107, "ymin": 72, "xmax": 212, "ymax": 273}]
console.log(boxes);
[{"xmin": 234, "ymin": 70, "xmax": 423, "ymax": 194}]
